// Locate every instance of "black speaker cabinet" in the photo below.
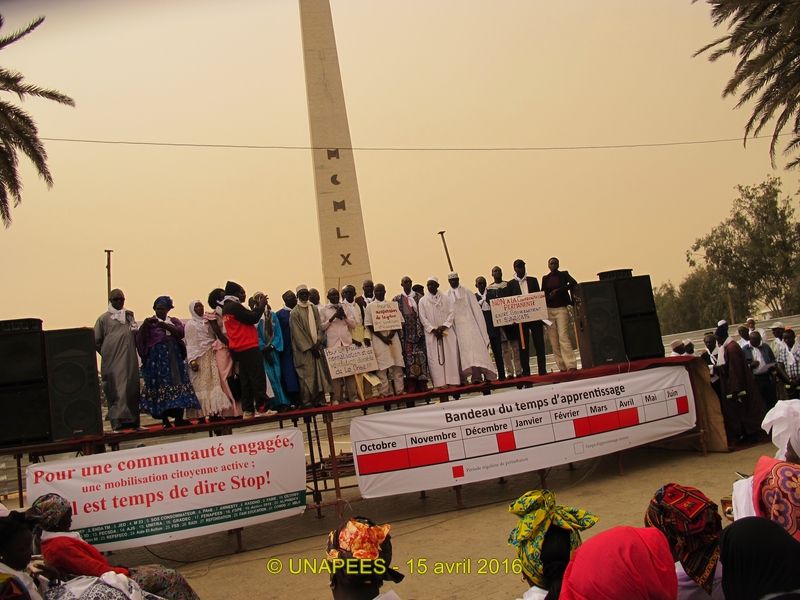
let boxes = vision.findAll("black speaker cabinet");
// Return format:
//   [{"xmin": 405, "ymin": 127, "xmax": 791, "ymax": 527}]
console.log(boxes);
[
  {"xmin": 0, "ymin": 330, "xmax": 46, "ymax": 386},
  {"xmin": 621, "ymin": 314, "xmax": 665, "ymax": 360},
  {"xmin": 614, "ymin": 275, "xmax": 657, "ymax": 317},
  {"xmin": 573, "ymin": 281, "xmax": 627, "ymax": 369},
  {"xmin": 44, "ymin": 328, "xmax": 103, "ymax": 440},
  {"xmin": 0, "ymin": 385, "xmax": 51, "ymax": 447}
]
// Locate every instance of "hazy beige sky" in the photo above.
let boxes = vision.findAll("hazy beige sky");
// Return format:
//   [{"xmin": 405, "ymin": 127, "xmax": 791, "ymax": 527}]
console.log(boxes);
[{"xmin": 0, "ymin": 0, "xmax": 791, "ymax": 329}]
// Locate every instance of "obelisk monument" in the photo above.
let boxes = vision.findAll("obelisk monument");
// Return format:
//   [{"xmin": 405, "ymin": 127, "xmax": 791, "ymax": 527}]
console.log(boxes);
[{"xmin": 299, "ymin": 0, "xmax": 372, "ymax": 291}]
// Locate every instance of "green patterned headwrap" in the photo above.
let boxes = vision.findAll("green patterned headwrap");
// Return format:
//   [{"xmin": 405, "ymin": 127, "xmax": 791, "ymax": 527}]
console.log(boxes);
[{"xmin": 507, "ymin": 489, "xmax": 599, "ymax": 587}]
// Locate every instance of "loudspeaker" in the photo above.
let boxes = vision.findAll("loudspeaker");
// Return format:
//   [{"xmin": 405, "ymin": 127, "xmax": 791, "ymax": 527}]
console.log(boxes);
[
  {"xmin": 614, "ymin": 275, "xmax": 656, "ymax": 317},
  {"xmin": 621, "ymin": 314, "xmax": 665, "ymax": 360},
  {"xmin": 44, "ymin": 328, "xmax": 103, "ymax": 441},
  {"xmin": 0, "ymin": 385, "xmax": 51, "ymax": 447},
  {"xmin": 0, "ymin": 330, "xmax": 46, "ymax": 386},
  {"xmin": 573, "ymin": 281, "xmax": 627, "ymax": 369}
]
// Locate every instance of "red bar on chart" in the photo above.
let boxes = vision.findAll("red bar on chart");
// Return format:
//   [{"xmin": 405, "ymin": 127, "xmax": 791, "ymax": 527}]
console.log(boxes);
[
  {"xmin": 496, "ymin": 431, "xmax": 516, "ymax": 452},
  {"xmin": 357, "ymin": 448, "xmax": 410, "ymax": 475},
  {"xmin": 408, "ymin": 443, "xmax": 450, "ymax": 467}
]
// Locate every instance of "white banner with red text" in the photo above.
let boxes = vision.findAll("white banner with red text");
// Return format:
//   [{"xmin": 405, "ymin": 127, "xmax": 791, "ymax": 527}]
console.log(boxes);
[
  {"xmin": 26, "ymin": 429, "xmax": 306, "ymax": 551},
  {"xmin": 351, "ymin": 366, "xmax": 695, "ymax": 498}
]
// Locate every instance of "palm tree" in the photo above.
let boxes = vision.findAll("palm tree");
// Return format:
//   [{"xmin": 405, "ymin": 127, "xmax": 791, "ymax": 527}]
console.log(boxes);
[
  {"xmin": 0, "ymin": 14, "xmax": 73, "ymax": 227},
  {"xmin": 695, "ymin": 1, "xmax": 800, "ymax": 169}
]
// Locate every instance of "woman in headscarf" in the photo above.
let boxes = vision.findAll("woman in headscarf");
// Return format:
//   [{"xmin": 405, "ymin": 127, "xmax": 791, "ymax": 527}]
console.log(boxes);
[
  {"xmin": 720, "ymin": 516, "xmax": 800, "ymax": 600},
  {"xmin": 325, "ymin": 517, "xmax": 403, "ymax": 600},
  {"xmin": 206, "ymin": 289, "xmax": 240, "ymax": 418},
  {"xmin": 751, "ymin": 454, "xmax": 800, "ymax": 541},
  {"xmin": 507, "ymin": 490, "xmax": 598, "ymax": 600},
  {"xmin": 135, "ymin": 296, "xmax": 200, "ymax": 428},
  {"xmin": 559, "ymin": 526, "xmax": 677, "ymax": 600},
  {"xmin": 252, "ymin": 294, "xmax": 290, "ymax": 412},
  {"xmin": 644, "ymin": 483, "xmax": 723, "ymax": 599},
  {"xmin": 29, "ymin": 495, "xmax": 198, "ymax": 600},
  {"xmin": 184, "ymin": 300, "xmax": 231, "ymax": 422}
]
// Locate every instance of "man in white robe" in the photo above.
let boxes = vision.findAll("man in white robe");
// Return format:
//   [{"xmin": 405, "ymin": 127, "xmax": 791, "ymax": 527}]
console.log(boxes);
[
  {"xmin": 447, "ymin": 272, "xmax": 497, "ymax": 384},
  {"xmin": 320, "ymin": 288, "xmax": 358, "ymax": 404},
  {"xmin": 418, "ymin": 276, "xmax": 461, "ymax": 387},
  {"xmin": 365, "ymin": 283, "xmax": 405, "ymax": 396}
]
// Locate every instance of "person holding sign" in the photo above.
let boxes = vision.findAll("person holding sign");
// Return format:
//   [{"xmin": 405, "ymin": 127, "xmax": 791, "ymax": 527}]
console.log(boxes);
[
  {"xmin": 342, "ymin": 284, "xmax": 376, "ymax": 401},
  {"xmin": 290, "ymin": 285, "xmax": 331, "ymax": 408},
  {"xmin": 418, "ymin": 276, "xmax": 461, "ymax": 388},
  {"xmin": 507, "ymin": 259, "xmax": 547, "ymax": 376},
  {"xmin": 320, "ymin": 288, "xmax": 359, "ymax": 404},
  {"xmin": 476, "ymin": 276, "xmax": 505, "ymax": 380},
  {"xmin": 365, "ymin": 283, "xmax": 406, "ymax": 397},
  {"xmin": 447, "ymin": 273, "xmax": 496, "ymax": 384}
]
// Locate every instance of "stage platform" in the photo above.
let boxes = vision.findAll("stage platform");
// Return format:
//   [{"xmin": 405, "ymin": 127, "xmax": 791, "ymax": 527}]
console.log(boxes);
[{"xmin": 1, "ymin": 356, "xmax": 724, "ymax": 514}]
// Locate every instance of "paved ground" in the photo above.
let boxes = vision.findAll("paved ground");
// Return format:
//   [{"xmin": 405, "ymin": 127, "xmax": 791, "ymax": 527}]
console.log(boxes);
[{"xmin": 108, "ymin": 441, "xmax": 768, "ymax": 600}]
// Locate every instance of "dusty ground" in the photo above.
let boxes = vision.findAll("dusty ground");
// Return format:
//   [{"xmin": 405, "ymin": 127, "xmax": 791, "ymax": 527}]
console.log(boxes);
[{"xmin": 109, "ymin": 441, "xmax": 768, "ymax": 600}]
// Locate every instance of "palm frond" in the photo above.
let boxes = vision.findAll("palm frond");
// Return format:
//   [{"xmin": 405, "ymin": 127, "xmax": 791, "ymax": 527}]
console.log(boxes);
[
  {"xmin": 0, "ymin": 13, "xmax": 73, "ymax": 227},
  {"xmin": 0, "ymin": 16, "xmax": 44, "ymax": 51},
  {"xmin": 696, "ymin": 0, "xmax": 800, "ymax": 168}
]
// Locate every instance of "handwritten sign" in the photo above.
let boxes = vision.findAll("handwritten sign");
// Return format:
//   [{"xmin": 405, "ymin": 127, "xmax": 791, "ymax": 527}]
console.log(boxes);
[
  {"xmin": 370, "ymin": 305, "xmax": 403, "ymax": 332},
  {"xmin": 325, "ymin": 344, "xmax": 379, "ymax": 378},
  {"xmin": 490, "ymin": 292, "xmax": 547, "ymax": 327}
]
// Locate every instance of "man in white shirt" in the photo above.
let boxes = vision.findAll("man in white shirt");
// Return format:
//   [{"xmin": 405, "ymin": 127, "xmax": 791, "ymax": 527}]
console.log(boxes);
[
  {"xmin": 447, "ymin": 272, "xmax": 496, "ymax": 384},
  {"xmin": 418, "ymin": 276, "xmax": 461, "ymax": 387},
  {"xmin": 320, "ymin": 288, "xmax": 358, "ymax": 404},
  {"xmin": 365, "ymin": 283, "xmax": 406, "ymax": 397}
]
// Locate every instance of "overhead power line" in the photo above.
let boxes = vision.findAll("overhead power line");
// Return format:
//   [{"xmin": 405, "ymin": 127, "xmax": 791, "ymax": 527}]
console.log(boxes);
[{"xmin": 40, "ymin": 132, "xmax": 788, "ymax": 152}]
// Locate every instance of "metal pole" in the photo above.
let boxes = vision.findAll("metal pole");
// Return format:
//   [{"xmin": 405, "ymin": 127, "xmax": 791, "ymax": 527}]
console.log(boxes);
[
  {"xmin": 437, "ymin": 231, "xmax": 454, "ymax": 272},
  {"xmin": 104, "ymin": 249, "xmax": 113, "ymax": 298}
]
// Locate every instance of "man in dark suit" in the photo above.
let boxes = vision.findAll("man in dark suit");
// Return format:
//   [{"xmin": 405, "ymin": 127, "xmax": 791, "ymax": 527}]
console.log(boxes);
[
  {"xmin": 505, "ymin": 258, "xmax": 547, "ymax": 376},
  {"xmin": 475, "ymin": 275, "xmax": 505, "ymax": 379}
]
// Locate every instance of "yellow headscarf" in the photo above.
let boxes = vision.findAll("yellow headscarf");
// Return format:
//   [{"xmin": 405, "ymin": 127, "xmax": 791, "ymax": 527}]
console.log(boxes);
[{"xmin": 508, "ymin": 490, "xmax": 598, "ymax": 586}]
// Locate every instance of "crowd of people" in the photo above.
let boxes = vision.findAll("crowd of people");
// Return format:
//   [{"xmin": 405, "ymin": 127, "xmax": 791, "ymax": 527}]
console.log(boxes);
[
  {"xmin": 321, "ymin": 408, "xmax": 800, "ymax": 600},
  {"xmin": 0, "ymin": 493, "xmax": 200, "ymax": 600},
  {"xmin": 668, "ymin": 317, "xmax": 800, "ymax": 449},
  {"xmin": 94, "ymin": 258, "xmax": 579, "ymax": 429}
]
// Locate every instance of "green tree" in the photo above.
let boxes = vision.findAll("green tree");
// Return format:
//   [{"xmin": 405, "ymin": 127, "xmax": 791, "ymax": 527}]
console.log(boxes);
[
  {"xmin": 688, "ymin": 176, "xmax": 800, "ymax": 316},
  {"xmin": 694, "ymin": 1, "xmax": 800, "ymax": 168},
  {"xmin": 654, "ymin": 267, "xmax": 753, "ymax": 334},
  {"xmin": 653, "ymin": 282, "xmax": 682, "ymax": 334},
  {"xmin": 0, "ymin": 15, "xmax": 73, "ymax": 227}
]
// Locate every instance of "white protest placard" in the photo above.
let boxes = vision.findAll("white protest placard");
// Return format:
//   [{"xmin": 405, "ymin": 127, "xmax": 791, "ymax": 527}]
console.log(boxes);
[
  {"xmin": 325, "ymin": 344, "xmax": 378, "ymax": 378},
  {"xmin": 370, "ymin": 305, "xmax": 403, "ymax": 332},
  {"xmin": 490, "ymin": 292, "xmax": 547, "ymax": 327},
  {"xmin": 351, "ymin": 366, "xmax": 695, "ymax": 498},
  {"xmin": 26, "ymin": 429, "xmax": 306, "ymax": 551}
]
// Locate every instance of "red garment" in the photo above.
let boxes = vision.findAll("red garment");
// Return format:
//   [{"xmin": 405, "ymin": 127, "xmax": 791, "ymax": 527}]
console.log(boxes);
[
  {"xmin": 560, "ymin": 526, "xmax": 677, "ymax": 600},
  {"xmin": 223, "ymin": 314, "xmax": 258, "ymax": 352},
  {"xmin": 753, "ymin": 455, "xmax": 800, "ymax": 541},
  {"xmin": 40, "ymin": 535, "xmax": 129, "ymax": 578}
]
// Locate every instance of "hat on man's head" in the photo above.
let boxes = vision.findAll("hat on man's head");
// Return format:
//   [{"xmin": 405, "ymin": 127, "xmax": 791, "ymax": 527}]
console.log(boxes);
[
  {"xmin": 224, "ymin": 281, "xmax": 244, "ymax": 296},
  {"xmin": 773, "ymin": 321, "xmax": 785, "ymax": 329},
  {"xmin": 715, "ymin": 320, "xmax": 728, "ymax": 339},
  {"xmin": 447, "ymin": 272, "xmax": 459, "ymax": 280},
  {"xmin": 513, "ymin": 259, "xmax": 526, "ymax": 269},
  {"xmin": 296, "ymin": 284, "xmax": 309, "ymax": 293},
  {"xmin": 153, "ymin": 295, "xmax": 174, "ymax": 310},
  {"xmin": 670, "ymin": 339, "xmax": 683, "ymax": 350},
  {"xmin": 427, "ymin": 276, "xmax": 439, "ymax": 284}
]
